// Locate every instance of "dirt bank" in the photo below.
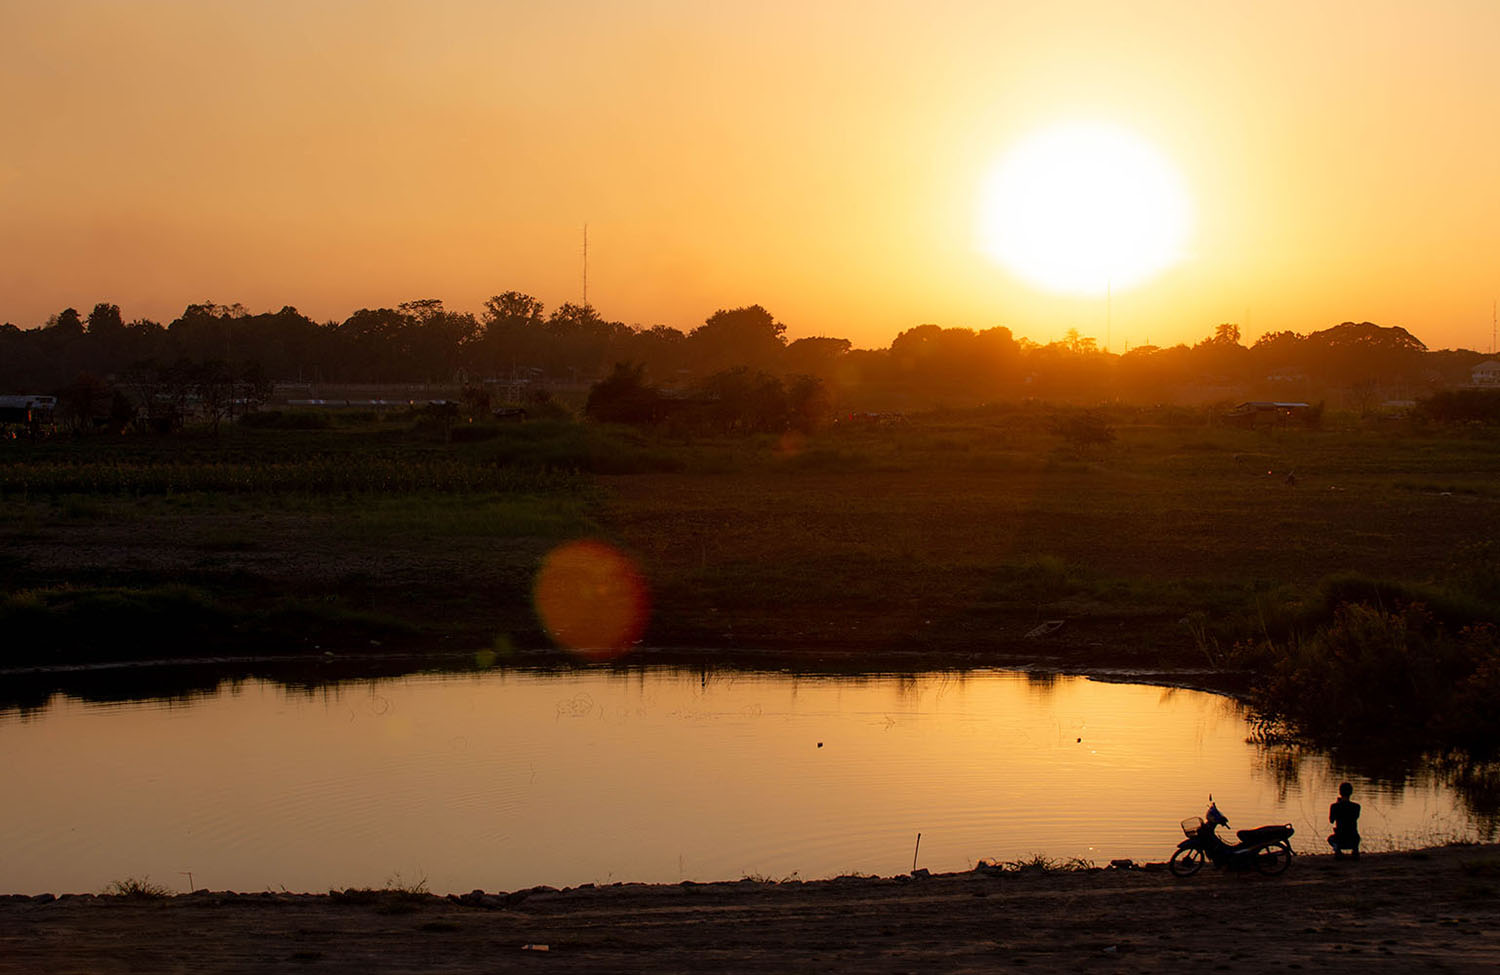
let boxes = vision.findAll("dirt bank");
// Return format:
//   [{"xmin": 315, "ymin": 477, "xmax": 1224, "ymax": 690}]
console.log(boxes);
[{"xmin": 4, "ymin": 845, "xmax": 1497, "ymax": 974}]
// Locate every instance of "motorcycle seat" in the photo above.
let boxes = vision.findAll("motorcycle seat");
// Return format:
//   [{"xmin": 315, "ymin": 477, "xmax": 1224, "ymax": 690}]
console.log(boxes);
[{"xmin": 1236, "ymin": 824, "xmax": 1293, "ymax": 843}]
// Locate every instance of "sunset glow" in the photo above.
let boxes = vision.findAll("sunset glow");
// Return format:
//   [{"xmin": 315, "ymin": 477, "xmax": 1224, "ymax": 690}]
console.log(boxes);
[
  {"xmin": 3, "ymin": 1, "xmax": 1499, "ymax": 350},
  {"xmin": 977, "ymin": 122, "xmax": 1192, "ymax": 297}
]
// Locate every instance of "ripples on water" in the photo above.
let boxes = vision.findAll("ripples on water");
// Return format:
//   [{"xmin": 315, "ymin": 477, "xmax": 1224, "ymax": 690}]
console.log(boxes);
[{"xmin": 0, "ymin": 664, "xmax": 1492, "ymax": 894}]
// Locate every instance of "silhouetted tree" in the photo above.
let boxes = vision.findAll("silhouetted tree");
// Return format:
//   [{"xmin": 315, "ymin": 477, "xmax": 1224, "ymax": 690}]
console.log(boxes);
[
  {"xmin": 1211, "ymin": 322, "xmax": 1242, "ymax": 346},
  {"xmin": 785, "ymin": 374, "xmax": 831, "ymax": 432},
  {"xmin": 585, "ymin": 362, "xmax": 665, "ymax": 425},
  {"xmin": 688, "ymin": 305, "xmax": 787, "ymax": 375},
  {"xmin": 238, "ymin": 361, "xmax": 273, "ymax": 413},
  {"xmin": 475, "ymin": 291, "xmax": 546, "ymax": 378},
  {"xmin": 169, "ymin": 302, "xmax": 249, "ymax": 362},
  {"xmin": 121, "ymin": 358, "xmax": 196, "ymax": 432},
  {"xmin": 399, "ymin": 299, "xmax": 479, "ymax": 382},
  {"xmin": 784, "ymin": 336, "xmax": 852, "ymax": 381},
  {"xmin": 484, "ymin": 291, "xmax": 545, "ymax": 325},
  {"xmin": 699, "ymin": 367, "xmax": 788, "ymax": 434},
  {"xmin": 86, "ymin": 302, "xmax": 124, "ymax": 335},
  {"xmin": 1192, "ymin": 322, "xmax": 1248, "ymax": 386},
  {"xmin": 4, "ymin": 292, "xmax": 1490, "ymax": 417},
  {"xmin": 629, "ymin": 324, "xmax": 691, "ymax": 382},
  {"xmin": 886, "ymin": 324, "xmax": 1020, "ymax": 405},
  {"xmin": 335, "ymin": 307, "xmax": 408, "ymax": 381},
  {"xmin": 57, "ymin": 373, "xmax": 110, "ymax": 433},
  {"xmin": 193, "ymin": 359, "xmax": 237, "ymax": 434},
  {"xmin": 48, "ymin": 307, "xmax": 84, "ymax": 336}
]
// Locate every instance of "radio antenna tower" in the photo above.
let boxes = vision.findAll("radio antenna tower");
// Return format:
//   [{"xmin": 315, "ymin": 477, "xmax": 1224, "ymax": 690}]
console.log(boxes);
[
  {"xmin": 582, "ymin": 224, "xmax": 589, "ymax": 309},
  {"xmin": 1491, "ymin": 299, "xmax": 1496, "ymax": 355}
]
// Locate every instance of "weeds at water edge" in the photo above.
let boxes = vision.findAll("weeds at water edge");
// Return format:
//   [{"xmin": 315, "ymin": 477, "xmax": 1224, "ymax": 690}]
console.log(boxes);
[
  {"xmin": 740, "ymin": 871, "xmax": 801, "ymax": 884},
  {"xmin": 384, "ymin": 872, "xmax": 430, "ymax": 897},
  {"xmin": 103, "ymin": 876, "xmax": 173, "ymax": 899},
  {"xmin": 328, "ymin": 872, "xmax": 432, "ymax": 913},
  {"xmin": 976, "ymin": 853, "xmax": 1097, "ymax": 874}
]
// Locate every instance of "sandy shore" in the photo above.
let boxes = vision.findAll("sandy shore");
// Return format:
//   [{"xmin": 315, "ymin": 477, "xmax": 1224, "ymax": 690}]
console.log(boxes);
[{"xmin": 4, "ymin": 845, "xmax": 1497, "ymax": 973}]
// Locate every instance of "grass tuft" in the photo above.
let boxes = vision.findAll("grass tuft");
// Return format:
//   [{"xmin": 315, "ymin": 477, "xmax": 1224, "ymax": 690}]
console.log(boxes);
[
  {"xmin": 103, "ymin": 876, "xmax": 173, "ymax": 899},
  {"xmin": 982, "ymin": 853, "xmax": 1097, "ymax": 873}
]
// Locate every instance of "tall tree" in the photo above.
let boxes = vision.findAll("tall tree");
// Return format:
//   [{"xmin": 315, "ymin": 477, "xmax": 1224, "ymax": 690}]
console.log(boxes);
[
  {"xmin": 477, "ymin": 291, "xmax": 547, "ymax": 377},
  {"xmin": 1211, "ymin": 322, "xmax": 1242, "ymax": 346},
  {"xmin": 399, "ymin": 299, "xmax": 479, "ymax": 381},
  {"xmin": 687, "ymin": 305, "xmax": 786, "ymax": 375},
  {"xmin": 85, "ymin": 302, "xmax": 124, "ymax": 335}
]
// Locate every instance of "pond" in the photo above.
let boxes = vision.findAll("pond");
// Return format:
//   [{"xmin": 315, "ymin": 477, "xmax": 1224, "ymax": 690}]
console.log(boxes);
[{"xmin": 0, "ymin": 666, "xmax": 1489, "ymax": 895}]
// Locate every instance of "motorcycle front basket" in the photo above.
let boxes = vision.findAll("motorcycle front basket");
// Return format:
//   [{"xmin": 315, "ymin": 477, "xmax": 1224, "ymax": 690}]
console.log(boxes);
[{"xmin": 1180, "ymin": 816, "xmax": 1205, "ymax": 837}]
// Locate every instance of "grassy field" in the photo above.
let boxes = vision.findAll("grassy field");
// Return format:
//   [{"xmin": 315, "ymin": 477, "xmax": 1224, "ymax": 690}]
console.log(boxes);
[
  {"xmin": 2, "ymin": 406, "xmax": 1496, "ymax": 681},
  {"xmin": 602, "ymin": 410, "xmax": 1499, "ymax": 665}
]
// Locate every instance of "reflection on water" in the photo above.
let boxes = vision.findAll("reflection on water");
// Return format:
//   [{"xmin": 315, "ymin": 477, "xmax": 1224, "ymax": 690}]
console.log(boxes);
[{"xmin": 0, "ymin": 664, "xmax": 1493, "ymax": 895}]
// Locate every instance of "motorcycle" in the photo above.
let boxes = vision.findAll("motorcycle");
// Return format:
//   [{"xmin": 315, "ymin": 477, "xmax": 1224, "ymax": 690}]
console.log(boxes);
[{"xmin": 1169, "ymin": 800, "xmax": 1295, "ymax": 877}]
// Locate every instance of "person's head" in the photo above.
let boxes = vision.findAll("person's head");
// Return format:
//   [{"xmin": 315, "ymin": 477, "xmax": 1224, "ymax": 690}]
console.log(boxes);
[{"xmin": 1339, "ymin": 781, "xmax": 1353, "ymax": 798}]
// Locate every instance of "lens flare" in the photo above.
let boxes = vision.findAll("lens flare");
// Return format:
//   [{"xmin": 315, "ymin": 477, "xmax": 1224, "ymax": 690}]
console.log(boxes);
[
  {"xmin": 776, "ymin": 430, "xmax": 807, "ymax": 457},
  {"xmin": 533, "ymin": 540, "xmax": 650, "ymax": 660}
]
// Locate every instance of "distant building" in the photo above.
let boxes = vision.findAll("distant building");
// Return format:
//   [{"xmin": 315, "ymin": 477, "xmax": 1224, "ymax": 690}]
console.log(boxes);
[
  {"xmin": 0, "ymin": 394, "xmax": 57, "ymax": 438},
  {"xmin": 1471, "ymin": 360, "xmax": 1500, "ymax": 386},
  {"xmin": 0, "ymin": 394, "xmax": 56, "ymax": 423}
]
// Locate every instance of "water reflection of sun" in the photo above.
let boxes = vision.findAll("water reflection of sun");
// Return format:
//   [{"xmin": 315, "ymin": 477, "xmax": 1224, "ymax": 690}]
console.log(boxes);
[{"xmin": 977, "ymin": 121, "xmax": 1193, "ymax": 297}]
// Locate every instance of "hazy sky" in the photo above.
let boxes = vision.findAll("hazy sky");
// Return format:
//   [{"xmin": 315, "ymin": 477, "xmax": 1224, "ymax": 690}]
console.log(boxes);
[{"xmin": 3, "ymin": 0, "xmax": 1498, "ymax": 351}]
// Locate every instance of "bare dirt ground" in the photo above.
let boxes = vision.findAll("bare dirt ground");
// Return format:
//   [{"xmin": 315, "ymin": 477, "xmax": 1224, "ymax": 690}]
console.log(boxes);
[{"xmin": 4, "ymin": 845, "xmax": 1497, "ymax": 974}]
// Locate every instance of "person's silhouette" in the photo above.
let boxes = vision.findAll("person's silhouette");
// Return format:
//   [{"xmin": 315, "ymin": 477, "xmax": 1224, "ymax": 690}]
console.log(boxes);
[{"xmin": 1328, "ymin": 781, "xmax": 1361, "ymax": 859}]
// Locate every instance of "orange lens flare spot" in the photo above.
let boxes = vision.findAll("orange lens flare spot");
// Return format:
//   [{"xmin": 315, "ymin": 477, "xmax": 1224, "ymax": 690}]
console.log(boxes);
[
  {"xmin": 533, "ymin": 540, "xmax": 650, "ymax": 660},
  {"xmin": 776, "ymin": 431, "xmax": 806, "ymax": 457}
]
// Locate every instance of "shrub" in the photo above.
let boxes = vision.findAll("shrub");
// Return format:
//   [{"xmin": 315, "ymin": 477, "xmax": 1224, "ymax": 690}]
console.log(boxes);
[
  {"xmin": 585, "ymin": 363, "xmax": 665, "ymax": 425},
  {"xmin": 1416, "ymin": 388, "xmax": 1500, "ymax": 425},
  {"xmin": 104, "ymin": 876, "xmax": 173, "ymax": 898},
  {"xmin": 1246, "ymin": 600, "xmax": 1500, "ymax": 758},
  {"xmin": 1052, "ymin": 411, "xmax": 1115, "ymax": 447}
]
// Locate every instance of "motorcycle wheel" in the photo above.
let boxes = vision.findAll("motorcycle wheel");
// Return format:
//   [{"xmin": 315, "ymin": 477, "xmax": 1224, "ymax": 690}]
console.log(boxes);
[
  {"xmin": 1253, "ymin": 841, "xmax": 1292, "ymax": 876},
  {"xmin": 1169, "ymin": 847, "xmax": 1206, "ymax": 878}
]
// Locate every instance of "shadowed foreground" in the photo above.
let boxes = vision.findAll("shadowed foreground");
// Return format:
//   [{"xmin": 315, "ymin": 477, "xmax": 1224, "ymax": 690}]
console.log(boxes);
[{"xmin": 3, "ymin": 846, "xmax": 1497, "ymax": 974}]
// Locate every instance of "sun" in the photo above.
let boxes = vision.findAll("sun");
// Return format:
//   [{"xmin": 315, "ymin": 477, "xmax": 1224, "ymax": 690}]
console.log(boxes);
[{"xmin": 977, "ymin": 122, "xmax": 1192, "ymax": 297}]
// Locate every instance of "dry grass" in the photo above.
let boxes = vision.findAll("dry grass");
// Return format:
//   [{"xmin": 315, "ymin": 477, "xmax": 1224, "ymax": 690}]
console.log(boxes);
[{"xmin": 102, "ymin": 876, "xmax": 174, "ymax": 899}]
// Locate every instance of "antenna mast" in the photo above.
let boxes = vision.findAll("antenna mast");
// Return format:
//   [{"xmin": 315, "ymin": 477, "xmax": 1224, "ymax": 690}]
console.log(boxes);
[
  {"xmin": 1492, "ymin": 299, "xmax": 1496, "ymax": 355},
  {"xmin": 582, "ymin": 224, "xmax": 589, "ymax": 309}
]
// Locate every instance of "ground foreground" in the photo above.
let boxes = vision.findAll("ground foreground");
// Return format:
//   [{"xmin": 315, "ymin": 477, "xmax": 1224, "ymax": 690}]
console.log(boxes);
[{"xmin": 3, "ymin": 846, "xmax": 1497, "ymax": 974}]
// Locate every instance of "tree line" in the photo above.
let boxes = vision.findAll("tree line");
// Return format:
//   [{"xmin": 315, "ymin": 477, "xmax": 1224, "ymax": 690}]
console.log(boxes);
[{"xmin": 2, "ymin": 295, "xmax": 1493, "ymax": 418}]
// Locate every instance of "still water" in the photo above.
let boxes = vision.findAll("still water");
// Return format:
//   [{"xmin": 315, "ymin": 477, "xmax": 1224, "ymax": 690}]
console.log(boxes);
[{"xmin": 0, "ymin": 667, "xmax": 1486, "ymax": 895}]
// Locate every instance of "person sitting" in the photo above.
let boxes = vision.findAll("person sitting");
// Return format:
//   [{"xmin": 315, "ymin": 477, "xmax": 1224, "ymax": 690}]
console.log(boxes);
[{"xmin": 1327, "ymin": 781, "xmax": 1361, "ymax": 859}]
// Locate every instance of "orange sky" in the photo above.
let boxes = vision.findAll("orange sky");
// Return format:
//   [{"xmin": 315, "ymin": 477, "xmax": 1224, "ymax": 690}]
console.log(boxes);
[{"xmin": 3, "ymin": 0, "xmax": 1498, "ymax": 352}]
